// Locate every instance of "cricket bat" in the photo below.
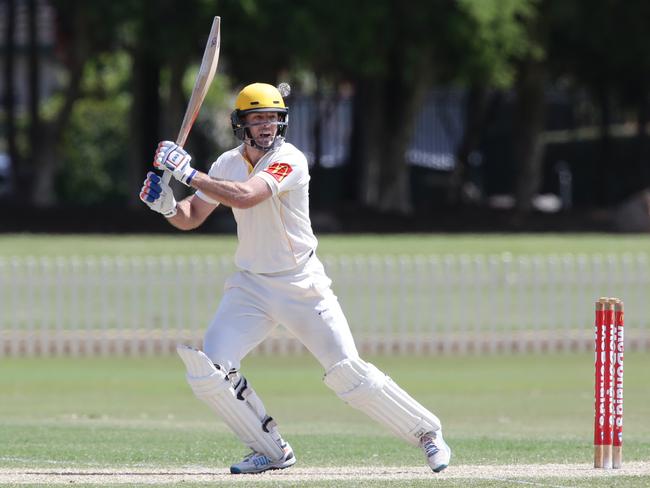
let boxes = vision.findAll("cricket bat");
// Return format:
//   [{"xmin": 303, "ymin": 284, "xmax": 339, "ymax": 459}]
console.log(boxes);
[{"xmin": 162, "ymin": 16, "xmax": 221, "ymax": 185}]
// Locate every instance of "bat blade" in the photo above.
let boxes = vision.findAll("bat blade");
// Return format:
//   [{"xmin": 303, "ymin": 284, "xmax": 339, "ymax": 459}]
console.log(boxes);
[{"xmin": 162, "ymin": 16, "xmax": 221, "ymax": 185}]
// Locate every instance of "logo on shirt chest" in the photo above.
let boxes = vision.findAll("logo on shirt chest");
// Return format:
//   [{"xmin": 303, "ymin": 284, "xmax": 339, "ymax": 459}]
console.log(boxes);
[{"xmin": 264, "ymin": 162, "xmax": 293, "ymax": 183}]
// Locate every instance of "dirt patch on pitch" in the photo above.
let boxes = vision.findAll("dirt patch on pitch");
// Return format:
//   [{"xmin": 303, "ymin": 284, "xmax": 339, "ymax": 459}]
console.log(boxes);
[{"xmin": 1, "ymin": 462, "xmax": 649, "ymax": 484}]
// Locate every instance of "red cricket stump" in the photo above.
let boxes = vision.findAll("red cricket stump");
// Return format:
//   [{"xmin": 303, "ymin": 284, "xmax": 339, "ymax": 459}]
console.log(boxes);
[
  {"xmin": 594, "ymin": 297, "xmax": 624, "ymax": 469},
  {"xmin": 602, "ymin": 299, "xmax": 615, "ymax": 468},
  {"xmin": 594, "ymin": 299, "xmax": 605, "ymax": 468},
  {"xmin": 612, "ymin": 300, "xmax": 624, "ymax": 469}
]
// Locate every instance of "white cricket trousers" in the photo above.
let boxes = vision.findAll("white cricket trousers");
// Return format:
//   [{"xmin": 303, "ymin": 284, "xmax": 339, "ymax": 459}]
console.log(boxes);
[{"xmin": 203, "ymin": 254, "xmax": 360, "ymax": 372}]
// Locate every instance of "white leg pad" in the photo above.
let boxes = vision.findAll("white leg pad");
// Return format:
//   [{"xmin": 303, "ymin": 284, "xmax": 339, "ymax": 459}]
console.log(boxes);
[
  {"xmin": 230, "ymin": 372, "xmax": 268, "ymax": 422},
  {"xmin": 176, "ymin": 345, "xmax": 285, "ymax": 460},
  {"xmin": 324, "ymin": 358, "xmax": 441, "ymax": 446}
]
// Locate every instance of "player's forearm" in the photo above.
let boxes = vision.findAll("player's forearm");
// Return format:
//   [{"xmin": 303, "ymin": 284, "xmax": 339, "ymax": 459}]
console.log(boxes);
[
  {"xmin": 166, "ymin": 198, "xmax": 202, "ymax": 230},
  {"xmin": 190, "ymin": 172, "xmax": 258, "ymax": 209}
]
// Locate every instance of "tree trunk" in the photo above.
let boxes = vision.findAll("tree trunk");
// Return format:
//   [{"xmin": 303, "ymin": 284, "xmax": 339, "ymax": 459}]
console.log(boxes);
[
  {"xmin": 595, "ymin": 85, "xmax": 613, "ymax": 206},
  {"xmin": 513, "ymin": 58, "xmax": 547, "ymax": 217},
  {"xmin": 636, "ymin": 88, "xmax": 649, "ymax": 190},
  {"xmin": 355, "ymin": 67, "xmax": 431, "ymax": 214},
  {"xmin": 128, "ymin": 30, "xmax": 161, "ymax": 208},
  {"xmin": 30, "ymin": 4, "xmax": 89, "ymax": 206},
  {"xmin": 377, "ymin": 72, "xmax": 429, "ymax": 214},
  {"xmin": 343, "ymin": 80, "xmax": 368, "ymax": 203},
  {"xmin": 31, "ymin": 56, "xmax": 85, "ymax": 206},
  {"xmin": 309, "ymin": 77, "xmax": 324, "ymax": 207},
  {"xmin": 356, "ymin": 0, "xmax": 435, "ymax": 215},
  {"xmin": 357, "ymin": 78, "xmax": 384, "ymax": 208},
  {"xmin": 23, "ymin": 0, "xmax": 40, "ymax": 198},
  {"xmin": 3, "ymin": 0, "xmax": 18, "ymax": 194}
]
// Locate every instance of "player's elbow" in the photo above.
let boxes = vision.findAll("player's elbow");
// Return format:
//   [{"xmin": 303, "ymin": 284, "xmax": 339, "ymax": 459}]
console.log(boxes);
[
  {"xmin": 230, "ymin": 196, "xmax": 258, "ymax": 209},
  {"xmin": 169, "ymin": 219, "xmax": 202, "ymax": 231}
]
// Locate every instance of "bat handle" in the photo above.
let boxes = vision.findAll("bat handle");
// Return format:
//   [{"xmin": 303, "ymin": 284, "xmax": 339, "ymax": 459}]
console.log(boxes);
[
  {"xmin": 161, "ymin": 170, "xmax": 172, "ymax": 185},
  {"xmin": 160, "ymin": 138, "xmax": 186, "ymax": 185}
]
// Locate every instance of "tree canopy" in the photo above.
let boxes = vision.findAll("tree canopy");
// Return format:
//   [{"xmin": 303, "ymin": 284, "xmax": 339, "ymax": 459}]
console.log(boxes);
[{"xmin": 2, "ymin": 0, "xmax": 649, "ymax": 220}]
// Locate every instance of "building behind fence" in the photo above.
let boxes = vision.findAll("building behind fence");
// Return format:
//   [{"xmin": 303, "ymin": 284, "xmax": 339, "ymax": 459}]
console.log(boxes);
[{"xmin": 1, "ymin": 253, "xmax": 649, "ymax": 357}]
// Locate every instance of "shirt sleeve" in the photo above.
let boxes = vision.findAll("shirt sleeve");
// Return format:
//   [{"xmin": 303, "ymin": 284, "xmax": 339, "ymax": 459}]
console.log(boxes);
[
  {"xmin": 256, "ymin": 156, "xmax": 309, "ymax": 196},
  {"xmin": 195, "ymin": 158, "xmax": 222, "ymax": 205}
]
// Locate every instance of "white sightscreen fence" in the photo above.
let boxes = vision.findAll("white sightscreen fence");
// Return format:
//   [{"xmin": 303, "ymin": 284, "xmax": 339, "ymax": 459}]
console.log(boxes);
[{"xmin": 1, "ymin": 253, "xmax": 649, "ymax": 357}]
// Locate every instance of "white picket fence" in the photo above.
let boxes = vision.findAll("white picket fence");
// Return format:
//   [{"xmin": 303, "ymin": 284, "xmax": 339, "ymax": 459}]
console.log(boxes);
[{"xmin": 1, "ymin": 253, "xmax": 649, "ymax": 356}]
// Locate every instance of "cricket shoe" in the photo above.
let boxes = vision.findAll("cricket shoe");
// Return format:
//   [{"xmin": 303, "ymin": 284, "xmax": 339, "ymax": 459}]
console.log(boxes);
[
  {"xmin": 420, "ymin": 430, "xmax": 451, "ymax": 473},
  {"xmin": 230, "ymin": 443, "xmax": 296, "ymax": 474}
]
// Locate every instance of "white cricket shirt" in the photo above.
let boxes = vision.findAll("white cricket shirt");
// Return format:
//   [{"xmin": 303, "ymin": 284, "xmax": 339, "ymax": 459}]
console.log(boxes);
[{"xmin": 195, "ymin": 141, "xmax": 318, "ymax": 273}]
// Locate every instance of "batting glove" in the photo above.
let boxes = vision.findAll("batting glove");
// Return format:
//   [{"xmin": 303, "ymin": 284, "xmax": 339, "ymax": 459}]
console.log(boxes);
[
  {"xmin": 153, "ymin": 140, "xmax": 197, "ymax": 186},
  {"xmin": 140, "ymin": 171, "xmax": 177, "ymax": 217}
]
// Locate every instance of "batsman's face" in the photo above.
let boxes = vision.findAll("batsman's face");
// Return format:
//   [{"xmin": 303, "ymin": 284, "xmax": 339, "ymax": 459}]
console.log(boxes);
[{"xmin": 246, "ymin": 112, "xmax": 279, "ymax": 148}]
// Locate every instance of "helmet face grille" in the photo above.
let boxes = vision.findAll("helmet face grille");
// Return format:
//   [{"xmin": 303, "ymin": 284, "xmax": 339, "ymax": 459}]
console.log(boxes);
[{"xmin": 230, "ymin": 109, "xmax": 289, "ymax": 152}]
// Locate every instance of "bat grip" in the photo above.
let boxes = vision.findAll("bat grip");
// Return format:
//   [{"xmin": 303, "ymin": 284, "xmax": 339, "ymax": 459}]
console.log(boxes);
[
  {"xmin": 161, "ymin": 136, "xmax": 188, "ymax": 185},
  {"xmin": 161, "ymin": 170, "xmax": 172, "ymax": 185}
]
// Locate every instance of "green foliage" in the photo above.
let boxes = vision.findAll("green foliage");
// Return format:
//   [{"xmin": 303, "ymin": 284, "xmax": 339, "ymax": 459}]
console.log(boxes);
[
  {"xmin": 57, "ymin": 52, "xmax": 132, "ymax": 205},
  {"xmin": 452, "ymin": 0, "xmax": 540, "ymax": 87},
  {"xmin": 182, "ymin": 69, "xmax": 232, "ymax": 110},
  {"xmin": 218, "ymin": 0, "xmax": 539, "ymax": 89},
  {"xmin": 548, "ymin": 0, "xmax": 650, "ymax": 96},
  {"xmin": 37, "ymin": 0, "xmax": 650, "ymax": 209}
]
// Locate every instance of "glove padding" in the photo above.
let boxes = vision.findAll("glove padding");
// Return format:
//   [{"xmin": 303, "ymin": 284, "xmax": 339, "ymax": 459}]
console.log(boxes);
[
  {"xmin": 153, "ymin": 141, "xmax": 197, "ymax": 186},
  {"xmin": 140, "ymin": 171, "xmax": 177, "ymax": 217}
]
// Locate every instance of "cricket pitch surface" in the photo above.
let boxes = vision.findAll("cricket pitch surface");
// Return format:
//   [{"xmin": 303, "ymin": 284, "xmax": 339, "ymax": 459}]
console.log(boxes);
[{"xmin": 1, "ymin": 462, "xmax": 649, "ymax": 484}]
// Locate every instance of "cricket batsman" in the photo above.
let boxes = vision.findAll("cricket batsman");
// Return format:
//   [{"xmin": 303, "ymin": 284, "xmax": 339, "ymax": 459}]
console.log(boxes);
[{"xmin": 139, "ymin": 83, "xmax": 451, "ymax": 474}]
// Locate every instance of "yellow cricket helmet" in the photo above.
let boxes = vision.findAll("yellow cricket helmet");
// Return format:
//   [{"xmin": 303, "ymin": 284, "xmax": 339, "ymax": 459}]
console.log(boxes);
[
  {"xmin": 231, "ymin": 83, "xmax": 289, "ymax": 151},
  {"xmin": 235, "ymin": 83, "xmax": 286, "ymax": 112}
]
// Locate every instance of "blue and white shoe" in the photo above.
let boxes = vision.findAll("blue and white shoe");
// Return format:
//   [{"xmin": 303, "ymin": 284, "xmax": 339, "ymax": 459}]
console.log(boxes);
[
  {"xmin": 420, "ymin": 430, "xmax": 451, "ymax": 473},
  {"xmin": 230, "ymin": 443, "xmax": 296, "ymax": 474}
]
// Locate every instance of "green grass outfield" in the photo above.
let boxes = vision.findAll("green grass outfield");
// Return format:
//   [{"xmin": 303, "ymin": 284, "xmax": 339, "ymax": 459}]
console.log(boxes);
[
  {"xmin": 0, "ymin": 232, "xmax": 649, "ymax": 256},
  {"xmin": 1, "ymin": 353, "xmax": 649, "ymax": 487},
  {"xmin": 2, "ymin": 234, "xmax": 649, "ymax": 486}
]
